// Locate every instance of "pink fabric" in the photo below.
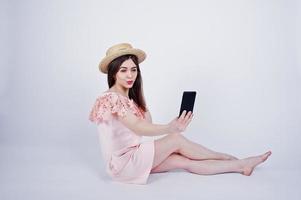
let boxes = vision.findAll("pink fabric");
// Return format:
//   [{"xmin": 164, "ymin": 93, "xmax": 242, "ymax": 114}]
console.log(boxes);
[{"xmin": 89, "ymin": 92, "xmax": 154, "ymax": 184}]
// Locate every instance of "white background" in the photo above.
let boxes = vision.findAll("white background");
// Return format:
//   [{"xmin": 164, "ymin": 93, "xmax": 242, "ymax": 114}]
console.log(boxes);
[{"xmin": 1, "ymin": 0, "xmax": 301, "ymax": 199}]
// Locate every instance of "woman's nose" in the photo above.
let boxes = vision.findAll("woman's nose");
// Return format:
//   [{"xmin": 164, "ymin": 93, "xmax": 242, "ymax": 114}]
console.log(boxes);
[{"xmin": 127, "ymin": 71, "xmax": 133, "ymax": 78}]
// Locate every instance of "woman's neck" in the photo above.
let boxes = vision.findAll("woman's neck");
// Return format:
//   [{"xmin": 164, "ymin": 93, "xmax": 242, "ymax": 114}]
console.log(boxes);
[{"xmin": 109, "ymin": 86, "xmax": 129, "ymax": 98}]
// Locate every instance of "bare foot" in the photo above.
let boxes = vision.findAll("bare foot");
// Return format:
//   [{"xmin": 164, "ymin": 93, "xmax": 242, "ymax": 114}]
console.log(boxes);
[{"xmin": 240, "ymin": 151, "xmax": 272, "ymax": 176}]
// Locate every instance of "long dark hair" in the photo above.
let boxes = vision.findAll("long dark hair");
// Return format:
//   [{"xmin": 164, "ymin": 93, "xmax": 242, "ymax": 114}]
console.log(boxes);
[{"xmin": 107, "ymin": 54, "xmax": 147, "ymax": 112}]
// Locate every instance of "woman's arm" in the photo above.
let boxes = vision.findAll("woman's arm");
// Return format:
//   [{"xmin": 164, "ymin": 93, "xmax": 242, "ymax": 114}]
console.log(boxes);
[{"xmin": 118, "ymin": 110, "xmax": 193, "ymax": 137}]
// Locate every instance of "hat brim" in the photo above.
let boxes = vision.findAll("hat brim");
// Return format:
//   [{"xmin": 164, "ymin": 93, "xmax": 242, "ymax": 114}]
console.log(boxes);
[{"xmin": 99, "ymin": 49, "xmax": 146, "ymax": 74}]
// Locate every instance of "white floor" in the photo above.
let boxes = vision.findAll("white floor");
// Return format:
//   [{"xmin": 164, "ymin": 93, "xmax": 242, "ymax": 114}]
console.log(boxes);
[{"xmin": 1, "ymin": 144, "xmax": 300, "ymax": 200}]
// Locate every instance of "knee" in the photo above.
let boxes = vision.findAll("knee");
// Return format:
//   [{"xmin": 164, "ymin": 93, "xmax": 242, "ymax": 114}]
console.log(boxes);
[
  {"xmin": 168, "ymin": 133, "xmax": 185, "ymax": 149},
  {"xmin": 169, "ymin": 132, "xmax": 184, "ymax": 141}
]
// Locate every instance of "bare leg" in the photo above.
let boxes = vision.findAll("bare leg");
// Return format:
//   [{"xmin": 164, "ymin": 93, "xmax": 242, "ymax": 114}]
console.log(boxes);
[
  {"xmin": 151, "ymin": 153, "xmax": 190, "ymax": 173},
  {"xmin": 152, "ymin": 151, "xmax": 272, "ymax": 175},
  {"xmin": 177, "ymin": 135, "xmax": 237, "ymax": 160},
  {"xmin": 152, "ymin": 133, "xmax": 236, "ymax": 169}
]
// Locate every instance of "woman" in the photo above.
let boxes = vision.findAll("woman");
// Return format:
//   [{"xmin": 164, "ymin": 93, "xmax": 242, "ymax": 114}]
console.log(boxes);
[{"xmin": 89, "ymin": 43, "xmax": 271, "ymax": 184}]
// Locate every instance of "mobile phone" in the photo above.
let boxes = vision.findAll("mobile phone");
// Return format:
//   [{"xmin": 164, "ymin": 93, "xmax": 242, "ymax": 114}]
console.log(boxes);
[{"xmin": 179, "ymin": 91, "xmax": 197, "ymax": 117}]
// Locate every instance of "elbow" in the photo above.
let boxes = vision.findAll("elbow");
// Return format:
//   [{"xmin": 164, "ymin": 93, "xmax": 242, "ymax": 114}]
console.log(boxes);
[
  {"xmin": 133, "ymin": 120, "xmax": 153, "ymax": 136},
  {"xmin": 125, "ymin": 119, "xmax": 146, "ymax": 136}
]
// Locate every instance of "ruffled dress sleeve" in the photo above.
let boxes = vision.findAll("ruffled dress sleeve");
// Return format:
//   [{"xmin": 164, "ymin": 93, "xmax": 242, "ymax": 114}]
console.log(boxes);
[{"xmin": 89, "ymin": 92, "xmax": 144, "ymax": 124}]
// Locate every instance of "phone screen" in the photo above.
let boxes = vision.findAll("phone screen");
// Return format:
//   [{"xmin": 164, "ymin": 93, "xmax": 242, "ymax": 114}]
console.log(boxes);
[{"xmin": 179, "ymin": 91, "xmax": 196, "ymax": 117}]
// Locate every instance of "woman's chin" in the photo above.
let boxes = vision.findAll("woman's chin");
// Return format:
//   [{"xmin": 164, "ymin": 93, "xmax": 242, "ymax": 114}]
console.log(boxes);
[{"xmin": 122, "ymin": 85, "xmax": 133, "ymax": 89}]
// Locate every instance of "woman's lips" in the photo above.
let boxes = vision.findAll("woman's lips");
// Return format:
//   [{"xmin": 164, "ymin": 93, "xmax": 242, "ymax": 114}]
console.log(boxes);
[{"xmin": 127, "ymin": 81, "xmax": 133, "ymax": 85}]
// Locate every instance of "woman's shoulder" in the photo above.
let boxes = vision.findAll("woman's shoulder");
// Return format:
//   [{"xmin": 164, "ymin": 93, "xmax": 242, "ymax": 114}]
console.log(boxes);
[
  {"xmin": 96, "ymin": 91, "xmax": 130, "ymax": 103},
  {"xmin": 91, "ymin": 91, "xmax": 131, "ymax": 114},
  {"xmin": 89, "ymin": 91, "xmax": 135, "ymax": 124}
]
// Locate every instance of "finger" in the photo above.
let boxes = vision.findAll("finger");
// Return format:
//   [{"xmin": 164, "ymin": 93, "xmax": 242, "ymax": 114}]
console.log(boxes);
[
  {"xmin": 183, "ymin": 111, "xmax": 192, "ymax": 121},
  {"xmin": 186, "ymin": 111, "xmax": 192, "ymax": 119},
  {"xmin": 179, "ymin": 110, "xmax": 187, "ymax": 122},
  {"xmin": 189, "ymin": 113, "xmax": 193, "ymax": 120},
  {"xmin": 184, "ymin": 112, "xmax": 193, "ymax": 125},
  {"xmin": 184, "ymin": 117, "xmax": 192, "ymax": 127}
]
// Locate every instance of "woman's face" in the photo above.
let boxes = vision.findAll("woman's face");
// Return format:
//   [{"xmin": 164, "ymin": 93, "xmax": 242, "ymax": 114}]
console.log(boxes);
[{"xmin": 114, "ymin": 58, "xmax": 138, "ymax": 89}]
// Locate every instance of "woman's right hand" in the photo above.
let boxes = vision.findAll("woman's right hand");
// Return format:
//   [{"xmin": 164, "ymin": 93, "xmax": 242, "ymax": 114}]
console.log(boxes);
[{"xmin": 167, "ymin": 110, "xmax": 193, "ymax": 134}]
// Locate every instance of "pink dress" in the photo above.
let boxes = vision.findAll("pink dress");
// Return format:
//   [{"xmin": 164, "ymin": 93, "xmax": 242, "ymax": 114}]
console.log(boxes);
[{"xmin": 89, "ymin": 91, "xmax": 154, "ymax": 184}]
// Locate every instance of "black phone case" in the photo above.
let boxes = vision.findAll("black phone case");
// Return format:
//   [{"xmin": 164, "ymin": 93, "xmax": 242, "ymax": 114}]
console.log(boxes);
[{"xmin": 179, "ymin": 91, "xmax": 196, "ymax": 117}]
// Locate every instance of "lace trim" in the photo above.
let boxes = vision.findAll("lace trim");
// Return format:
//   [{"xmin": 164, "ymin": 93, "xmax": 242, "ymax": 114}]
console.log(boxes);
[{"xmin": 89, "ymin": 92, "xmax": 145, "ymax": 124}]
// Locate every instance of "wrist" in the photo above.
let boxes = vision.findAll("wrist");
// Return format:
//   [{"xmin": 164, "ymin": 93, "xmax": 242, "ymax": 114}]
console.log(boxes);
[{"xmin": 163, "ymin": 124, "xmax": 172, "ymax": 134}]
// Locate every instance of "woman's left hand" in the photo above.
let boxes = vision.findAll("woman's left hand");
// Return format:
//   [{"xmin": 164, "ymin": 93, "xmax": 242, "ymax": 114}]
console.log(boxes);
[{"xmin": 167, "ymin": 110, "xmax": 193, "ymax": 133}]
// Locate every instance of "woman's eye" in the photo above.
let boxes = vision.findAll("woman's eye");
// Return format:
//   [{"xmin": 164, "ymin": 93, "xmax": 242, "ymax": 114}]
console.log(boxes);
[
  {"xmin": 132, "ymin": 69, "xmax": 137, "ymax": 72},
  {"xmin": 120, "ymin": 70, "xmax": 126, "ymax": 72}
]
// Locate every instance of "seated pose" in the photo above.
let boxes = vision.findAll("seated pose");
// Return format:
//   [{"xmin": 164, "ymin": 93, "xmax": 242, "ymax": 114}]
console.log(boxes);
[{"xmin": 89, "ymin": 43, "xmax": 271, "ymax": 184}]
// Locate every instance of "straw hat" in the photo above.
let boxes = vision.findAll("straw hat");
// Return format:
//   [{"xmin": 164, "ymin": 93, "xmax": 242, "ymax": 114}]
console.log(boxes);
[{"xmin": 99, "ymin": 43, "xmax": 146, "ymax": 74}]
